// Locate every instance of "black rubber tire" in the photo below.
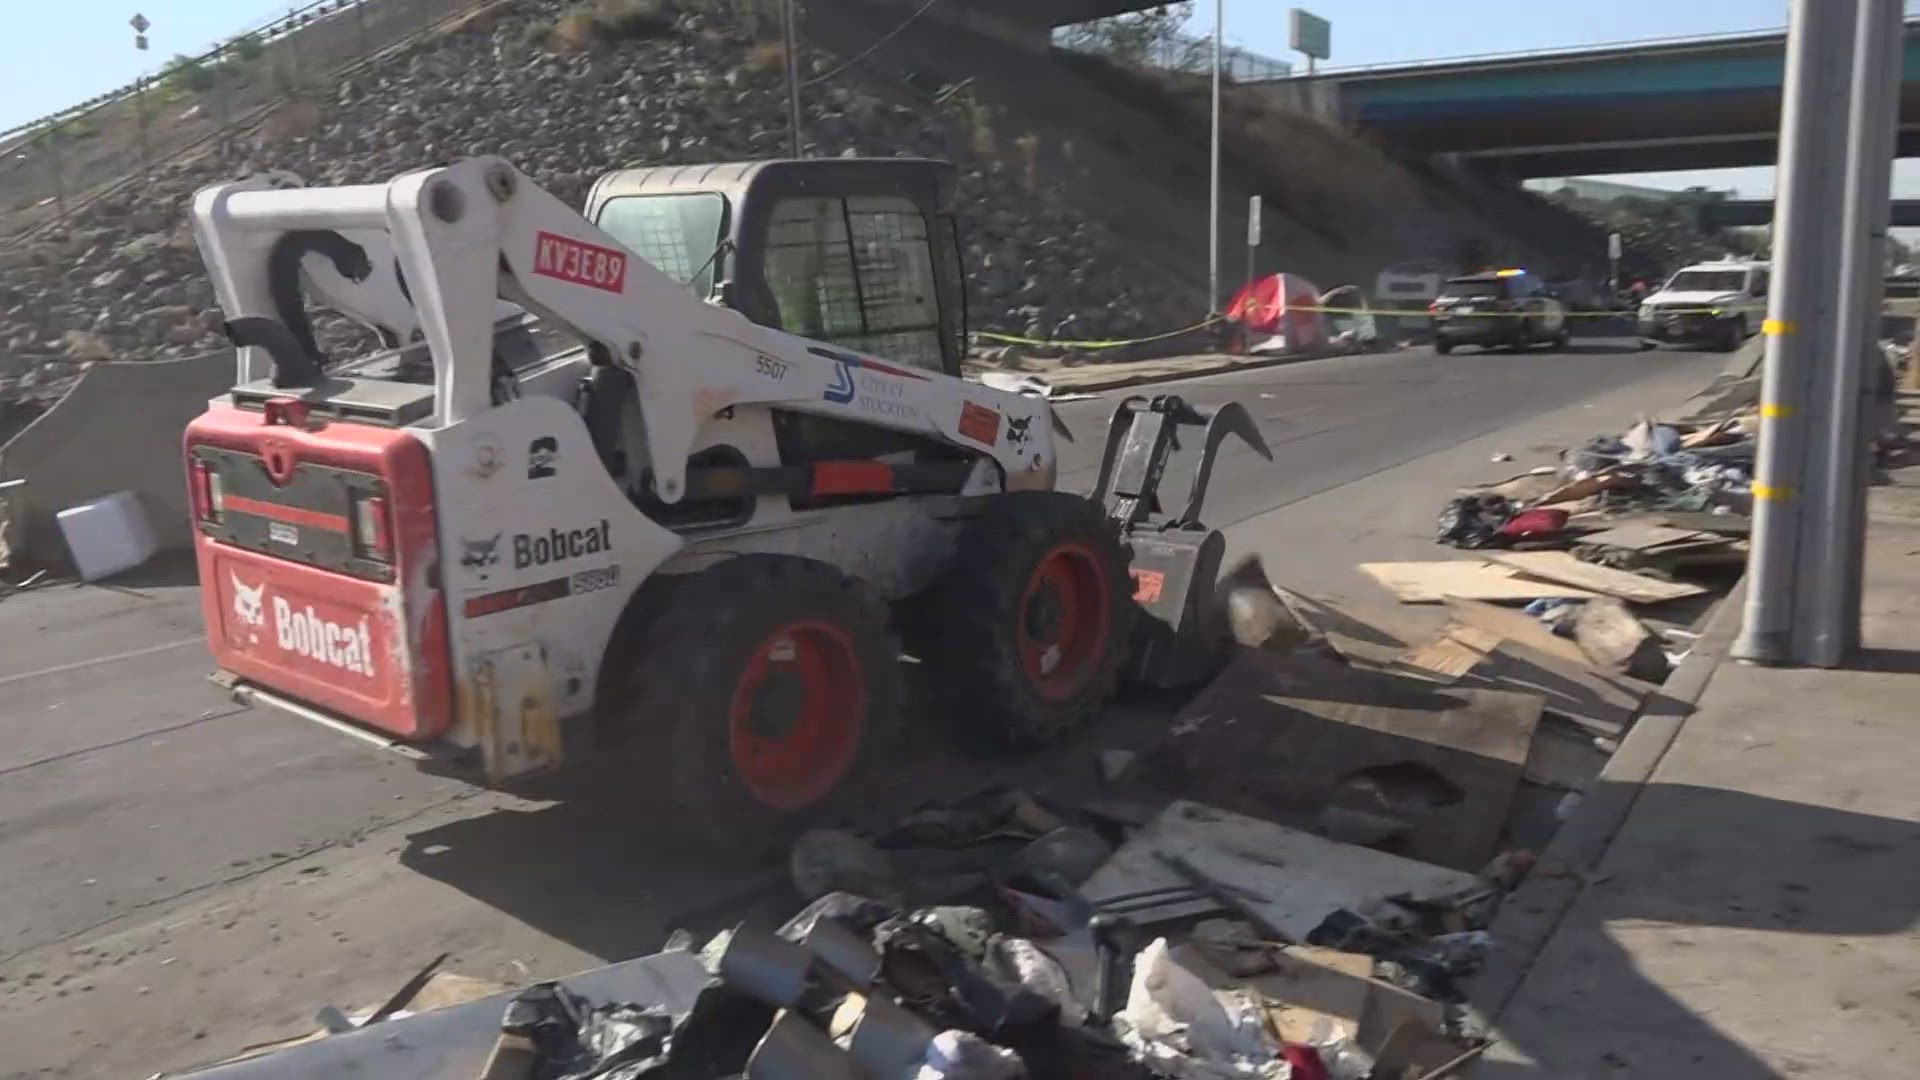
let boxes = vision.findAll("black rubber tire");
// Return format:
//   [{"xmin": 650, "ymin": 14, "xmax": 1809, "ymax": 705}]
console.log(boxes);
[
  {"xmin": 920, "ymin": 491, "xmax": 1135, "ymax": 747},
  {"xmin": 1720, "ymin": 318, "xmax": 1747, "ymax": 352},
  {"xmin": 1550, "ymin": 327, "xmax": 1572, "ymax": 351},
  {"xmin": 1434, "ymin": 340, "xmax": 1454, "ymax": 355},
  {"xmin": 607, "ymin": 555, "xmax": 901, "ymax": 848}
]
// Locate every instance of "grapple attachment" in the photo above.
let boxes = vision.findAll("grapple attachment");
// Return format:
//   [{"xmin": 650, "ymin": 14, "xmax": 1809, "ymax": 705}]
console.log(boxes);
[{"xmin": 1091, "ymin": 394, "xmax": 1272, "ymax": 687}]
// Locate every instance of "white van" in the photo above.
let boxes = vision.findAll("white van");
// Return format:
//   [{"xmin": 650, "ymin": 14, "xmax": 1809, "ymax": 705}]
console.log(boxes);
[
  {"xmin": 1638, "ymin": 259, "xmax": 1769, "ymax": 351},
  {"xmin": 1374, "ymin": 262, "xmax": 1448, "ymax": 314}
]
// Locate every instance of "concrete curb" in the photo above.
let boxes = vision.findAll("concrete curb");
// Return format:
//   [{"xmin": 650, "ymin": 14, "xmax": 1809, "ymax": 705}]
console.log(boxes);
[{"xmin": 1465, "ymin": 576, "xmax": 1749, "ymax": 1023}]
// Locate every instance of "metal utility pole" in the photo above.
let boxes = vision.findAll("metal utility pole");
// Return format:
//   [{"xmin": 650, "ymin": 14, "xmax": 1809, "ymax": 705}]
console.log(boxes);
[
  {"xmin": 130, "ymin": 13, "xmax": 152, "ymax": 185},
  {"xmin": 1806, "ymin": 0, "xmax": 1903, "ymax": 664},
  {"xmin": 1735, "ymin": 0, "xmax": 1893, "ymax": 667},
  {"xmin": 782, "ymin": 0, "xmax": 803, "ymax": 158},
  {"xmin": 1207, "ymin": 0, "xmax": 1222, "ymax": 315}
]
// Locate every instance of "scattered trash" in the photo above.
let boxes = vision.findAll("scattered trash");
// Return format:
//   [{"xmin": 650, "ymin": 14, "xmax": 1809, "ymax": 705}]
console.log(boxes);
[
  {"xmin": 1489, "ymin": 452, "xmax": 1512, "ymax": 463},
  {"xmin": 1523, "ymin": 597, "xmax": 1582, "ymax": 634},
  {"xmin": 1434, "ymin": 493, "xmax": 1514, "ymax": 549},
  {"xmin": 1115, "ymin": 937, "xmax": 1286, "ymax": 1078}
]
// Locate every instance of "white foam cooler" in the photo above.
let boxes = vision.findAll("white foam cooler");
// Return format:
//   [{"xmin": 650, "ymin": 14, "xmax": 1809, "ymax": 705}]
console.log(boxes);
[{"xmin": 57, "ymin": 490, "xmax": 158, "ymax": 581}]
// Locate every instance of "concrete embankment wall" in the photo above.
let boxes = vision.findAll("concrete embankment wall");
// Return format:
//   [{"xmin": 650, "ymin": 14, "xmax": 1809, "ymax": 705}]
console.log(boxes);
[{"xmin": 0, "ymin": 351, "xmax": 229, "ymax": 566}]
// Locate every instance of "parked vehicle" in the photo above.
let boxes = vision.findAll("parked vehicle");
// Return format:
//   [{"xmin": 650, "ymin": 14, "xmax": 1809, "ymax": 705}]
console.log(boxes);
[
  {"xmin": 1374, "ymin": 261, "xmax": 1448, "ymax": 314},
  {"xmin": 1430, "ymin": 269, "xmax": 1570, "ymax": 354},
  {"xmin": 1638, "ymin": 259, "xmax": 1769, "ymax": 351}
]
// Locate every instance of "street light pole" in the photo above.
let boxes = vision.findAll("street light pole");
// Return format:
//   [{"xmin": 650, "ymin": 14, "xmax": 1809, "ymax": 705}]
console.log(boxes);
[
  {"xmin": 1805, "ymin": 0, "xmax": 1902, "ymax": 665},
  {"xmin": 1736, "ymin": 0, "xmax": 1855, "ymax": 665},
  {"xmin": 782, "ymin": 0, "xmax": 803, "ymax": 158},
  {"xmin": 1208, "ymin": 0, "xmax": 1222, "ymax": 316},
  {"xmin": 1734, "ymin": 0, "xmax": 1868, "ymax": 666}
]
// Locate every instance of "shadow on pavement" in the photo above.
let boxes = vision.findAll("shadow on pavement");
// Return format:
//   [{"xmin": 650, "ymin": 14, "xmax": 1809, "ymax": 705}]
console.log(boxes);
[
  {"xmin": 1483, "ymin": 778, "xmax": 1920, "ymax": 1077},
  {"xmin": 1835, "ymin": 646, "xmax": 1920, "ymax": 676},
  {"xmin": 396, "ymin": 664, "xmax": 1201, "ymax": 963}
]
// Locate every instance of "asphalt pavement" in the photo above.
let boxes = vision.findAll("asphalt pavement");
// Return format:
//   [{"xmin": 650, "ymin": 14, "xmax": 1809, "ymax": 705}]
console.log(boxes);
[{"xmin": 0, "ymin": 339, "xmax": 1728, "ymax": 1078}]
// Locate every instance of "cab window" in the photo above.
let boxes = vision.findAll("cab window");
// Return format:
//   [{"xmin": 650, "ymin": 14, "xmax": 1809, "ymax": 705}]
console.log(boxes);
[
  {"xmin": 595, "ymin": 193, "xmax": 727, "ymax": 298},
  {"xmin": 762, "ymin": 195, "xmax": 943, "ymax": 371}
]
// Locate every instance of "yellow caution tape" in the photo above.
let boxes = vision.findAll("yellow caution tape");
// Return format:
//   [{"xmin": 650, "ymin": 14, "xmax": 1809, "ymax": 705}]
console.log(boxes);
[
  {"xmin": 1760, "ymin": 402, "xmax": 1794, "ymax": 419},
  {"xmin": 975, "ymin": 299, "xmax": 1910, "ymax": 350},
  {"xmin": 1752, "ymin": 483, "xmax": 1795, "ymax": 501}
]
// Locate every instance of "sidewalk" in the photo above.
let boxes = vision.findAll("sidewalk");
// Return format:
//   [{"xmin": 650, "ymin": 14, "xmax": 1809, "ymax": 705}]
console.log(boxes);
[{"xmin": 1473, "ymin": 456, "xmax": 1920, "ymax": 1076}]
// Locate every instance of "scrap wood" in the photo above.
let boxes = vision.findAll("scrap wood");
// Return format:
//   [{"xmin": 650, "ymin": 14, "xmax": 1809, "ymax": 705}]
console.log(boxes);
[
  {"xmin": 1463, "ymin": 640, "xmax": 1637, "ymax": 738},
  {"xmin": 1079, "ymin": 801, "xmax": 1481, "ymax": 942},
  {"xmin": 1150, "ymin": 649, "xmax": 1544, "ymax": 869},
  {"xmin": 1437, "ymin": 597, "xmax": 1592, "ymax": 667},
  {"xmin": 1578, "ymin": 522, "xmax": 1725, "ymax": 552},
  {"xmin": 1395, "ymin": 623, "xmax": 1503, "ymax": 682},
  {"xmin": 1680, "ymin": 416, "xmax": 1745, "ymax": 448},
  {"xmin": 208, "ymin": 968, "xmax": 508, "ymax": 1067},
  {"xmin": 1272, "ymin": 586, "xmax": 1419, "ymax": 670},
  {"xmin": 1409, "ymin": 600, "xmax": 1647, "ymax": 735},
  {"xmin": 1177, "ymin": 939, "xmax": 1446, "ymax": 1059},
  {"xmin": 1359, "ymin": 561, "xmax": 1599, "ymax": 604},
  {"xmin": 1480, "ymin": 550, "xmax": 1706, "ymax": 603}
]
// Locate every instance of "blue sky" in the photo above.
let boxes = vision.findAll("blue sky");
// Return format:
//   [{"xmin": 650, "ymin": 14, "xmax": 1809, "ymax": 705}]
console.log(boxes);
[
  {"xmin": 1, "ymin": 0, "xmax": 1912, "ymax": 195},
  {"xmin": 2, "ymin": 0, "xmax": 282, "ymax": 133}
]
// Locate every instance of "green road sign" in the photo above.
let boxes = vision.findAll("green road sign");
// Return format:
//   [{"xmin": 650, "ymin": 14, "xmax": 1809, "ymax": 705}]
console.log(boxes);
[{"xmin": 1290, "ymin": 8, "xmax": 1330, "ymax": 61}]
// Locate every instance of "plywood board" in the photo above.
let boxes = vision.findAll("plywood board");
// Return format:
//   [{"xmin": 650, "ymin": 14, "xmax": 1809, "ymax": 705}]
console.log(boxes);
[
  {"xmin": 1652, "ymin": 511, "xmax": 1752, "ymax": 538},
  {"xmin": 1080, "ymin": 801, "xmax": 1482, "ymax": 942},
  {"xmin": 1440, "ymin": 596, "xmax": 1594, "ymax": 668},
  {"xmin": 1396, "ymin": 623, "xmax": 1502, "ymax": 682},
  {"xmin": 1359, "ymin": 561, "xmax": 1599, "ymax": 604},
  {"xmin": 1274, "ymin": 587, "xmax": 1417, "ymax": 671},
  {"xmin": 1579, "ymin": 522, "xmax": 1720, "ymax": 551},
  {"xmin": 1465, "ymin": 640, "xmax": 1640, "ymax": 737},
  {"xmin": 1483, "ymin": 550, "xmax": 1706, "ymax": 603},
  {"xmin": 1135, "ymin": 652, "xmax": 1542, "ymax": 870}
]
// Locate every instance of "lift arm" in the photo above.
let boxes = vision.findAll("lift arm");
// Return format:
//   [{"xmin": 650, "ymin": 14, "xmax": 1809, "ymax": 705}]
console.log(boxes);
[{"xmin": 190, "ymin": 156, "xmax": 1058, "ymax": 503}]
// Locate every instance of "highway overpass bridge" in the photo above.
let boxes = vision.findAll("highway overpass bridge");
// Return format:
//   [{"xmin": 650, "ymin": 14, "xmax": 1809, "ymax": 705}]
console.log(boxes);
[
  {"xmin": 1253, "ymin": 22, "xmax": 1920, "ymax": 178},
  {"xmin": 1700, "ymin": 199, "xmax": 1920, "ymax": 229}
]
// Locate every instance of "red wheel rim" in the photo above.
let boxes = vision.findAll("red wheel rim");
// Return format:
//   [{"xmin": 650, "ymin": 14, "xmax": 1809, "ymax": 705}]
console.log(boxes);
[
  {"xmin": 727, "ymin": 620, "xmax": 866, "ymax": 810},
  {"xmin": 1017, "ymin": 543, "xmax": 1112, "ymax": 700}
]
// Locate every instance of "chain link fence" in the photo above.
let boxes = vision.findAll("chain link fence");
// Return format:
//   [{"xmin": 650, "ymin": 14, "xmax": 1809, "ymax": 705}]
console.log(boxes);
[
  {"xmin": 0, "ymin": 0, "xmax": 489, "ymax": 247},
  {"xmin": 1052, "ymin": 27, "xmax": 1292, "ymax": 83}
]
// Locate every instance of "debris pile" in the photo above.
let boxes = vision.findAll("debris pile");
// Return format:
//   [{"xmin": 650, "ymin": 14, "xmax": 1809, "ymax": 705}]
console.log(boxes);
[
  {"xmin": 616, "ymin": 790, "xmax": 1502, "ymax": 1079},
  {"xmin": 1435, "ymin": 415, "xmax": 1756, "ymax": 556}
]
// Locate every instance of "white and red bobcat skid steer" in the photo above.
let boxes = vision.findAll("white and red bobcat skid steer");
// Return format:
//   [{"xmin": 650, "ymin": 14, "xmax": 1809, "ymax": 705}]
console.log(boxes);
[{"xmin": 182, "ymin": 155, "xmax": 1267, "ymax": 838}]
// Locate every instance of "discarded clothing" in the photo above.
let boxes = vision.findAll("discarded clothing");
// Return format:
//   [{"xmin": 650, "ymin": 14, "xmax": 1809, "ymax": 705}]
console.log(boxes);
[{"xmin": 1495, "ymin": 507, "xmax": 1568, "ymax": 543}]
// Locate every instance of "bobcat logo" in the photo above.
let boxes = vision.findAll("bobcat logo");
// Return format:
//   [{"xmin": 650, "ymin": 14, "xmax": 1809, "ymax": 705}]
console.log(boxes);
[
  {"xmin": 461, "ymin": 533, "xmax": 503, "ymax": 573},
  {"xmin": 1007, "ymin": 415, "xmax": 1033, "ymax": 446},
  {"xmin": 231, "ymin": 572, "xmax": 266, "ymax": 629}
]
